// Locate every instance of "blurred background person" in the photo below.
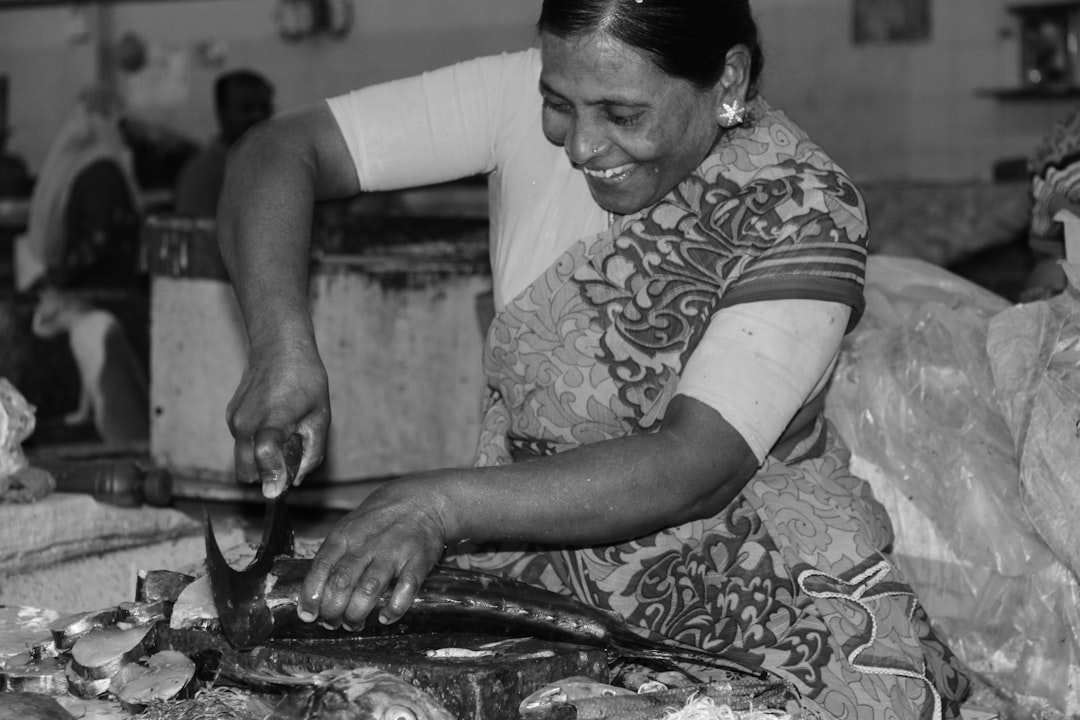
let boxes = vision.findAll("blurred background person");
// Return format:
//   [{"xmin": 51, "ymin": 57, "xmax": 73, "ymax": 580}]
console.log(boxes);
[
  {"xmin": 11, "ymin": 87, "xmax": 148, "ymax": 446},
  {"xmin": 1023, "ymin": 104, "xmax": 1080, "ymax": 301},
  {"xmin": 173, "ymin": 68, "xmax": 275, "ymax": 218},
  {"xmin": 13, "ymin": 87, "xmax": 142, "ymax": 293}
]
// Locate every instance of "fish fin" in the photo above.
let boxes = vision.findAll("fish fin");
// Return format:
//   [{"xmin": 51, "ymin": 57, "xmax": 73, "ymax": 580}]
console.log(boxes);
[{"xmin": 613, "ymin": 635, "xmax": 769, "ymax": 680}]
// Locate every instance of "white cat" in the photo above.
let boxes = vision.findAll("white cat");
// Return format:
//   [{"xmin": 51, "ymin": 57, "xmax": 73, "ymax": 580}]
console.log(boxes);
[{"xmin": 31, "ymin": 288, "xmax": 149, "ymax": 445}]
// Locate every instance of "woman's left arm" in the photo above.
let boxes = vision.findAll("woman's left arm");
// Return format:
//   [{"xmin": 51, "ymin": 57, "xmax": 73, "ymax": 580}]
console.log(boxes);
[
  {"xmin": 299, "ymin": 394, "xmax": 754, "ymax": 629},
  {"xmin": 299, "ymin": 298, "xmax": 851, "ymax": 631}
]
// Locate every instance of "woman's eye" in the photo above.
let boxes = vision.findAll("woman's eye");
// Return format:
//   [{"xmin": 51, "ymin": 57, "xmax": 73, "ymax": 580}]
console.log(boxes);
[
  {"xmin": 609, "ymin": 112, "xmax": 642, "ymax": 127},
  {"xmin": 542, "ymin": 98, "xmax": 570, "ymax": 114}
]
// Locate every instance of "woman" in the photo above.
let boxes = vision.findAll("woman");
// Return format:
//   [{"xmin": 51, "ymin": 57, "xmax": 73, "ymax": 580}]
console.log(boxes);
[{"xmin": 217, "ymin": 1, "xmax": 971, "ymax": 717}]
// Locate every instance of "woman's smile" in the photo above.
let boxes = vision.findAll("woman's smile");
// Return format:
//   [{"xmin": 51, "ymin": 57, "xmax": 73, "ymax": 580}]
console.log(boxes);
[{"xmin": 583, "ymin": 162, "xmax": 636, "ymax": 183}]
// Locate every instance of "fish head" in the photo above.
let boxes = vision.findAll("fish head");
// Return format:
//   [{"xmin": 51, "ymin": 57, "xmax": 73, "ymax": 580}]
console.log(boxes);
[
  {"xmin": 325, "ymin": 668, "xmax": 455, "ymax": 720},
  {"xmin": 319, "ymin": 710, "xmax": 418, "ymax": 720},
  {"xmin": 349, "ymin": 690, "xmax": 451, "ymax": 720},
  {"xmin": 379, "ymin": 704, "xmax": 421, "ymax": 720}
]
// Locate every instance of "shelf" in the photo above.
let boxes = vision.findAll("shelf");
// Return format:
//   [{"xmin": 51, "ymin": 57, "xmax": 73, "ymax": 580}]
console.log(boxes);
[
  {"xmin": 0, "ymin": 0, "xmax": 186, "ymax": 8},
  {"xmin": 1007, "ymin": 1, "xmax": 1080, "ymax": 13},
  {"xmin": 977, "ymin": 85, "xmax": 1080, "ymax": 100}
]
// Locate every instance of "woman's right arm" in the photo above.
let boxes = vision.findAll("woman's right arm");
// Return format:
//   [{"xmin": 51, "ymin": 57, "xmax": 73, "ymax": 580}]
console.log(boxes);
[
  {"xmin": 217, "ymin": 52, "xmax": 529, "ymax": 495},
  {"xmin": 216, "ymin": 102, "xmax": 360, "ymax": 495}
]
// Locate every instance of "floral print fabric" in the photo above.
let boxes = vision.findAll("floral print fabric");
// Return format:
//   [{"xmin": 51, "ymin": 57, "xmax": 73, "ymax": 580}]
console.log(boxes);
[{"xmin": 450, "ymin": 99, "xmax": 970, "ymax": 719}]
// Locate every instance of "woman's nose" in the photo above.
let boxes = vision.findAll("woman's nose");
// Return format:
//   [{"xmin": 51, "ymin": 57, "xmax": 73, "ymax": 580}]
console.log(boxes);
[{"xmin": 566, "ymin": 120, "xmax": 606, "ymax": 165}]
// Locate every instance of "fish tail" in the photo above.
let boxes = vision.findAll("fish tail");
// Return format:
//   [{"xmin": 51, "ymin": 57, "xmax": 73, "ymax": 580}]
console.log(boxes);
[{"xmin": 612, "ymin": 632, "xmax": 769, "ymax": 680}]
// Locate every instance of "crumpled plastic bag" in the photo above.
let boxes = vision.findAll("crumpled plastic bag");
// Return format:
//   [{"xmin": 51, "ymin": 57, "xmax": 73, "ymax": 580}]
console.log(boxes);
[
  {"xmin": 0, "ymin": 378, "xmax": 53, "ymax": 504},
  {"xmin": 827, "ymin": 257, "xmax": 1052, "ymax": 575},
  {"xmin": 988, "ymin": 264, "xmax": 1080, "ymax": 582},
  {"xmin": 825, "ymin": 256, "xmax": 1080, "ymax": 718},
  {"xmin": 0, "ymin": 377, "xmax": 35, "ymax": 480}
]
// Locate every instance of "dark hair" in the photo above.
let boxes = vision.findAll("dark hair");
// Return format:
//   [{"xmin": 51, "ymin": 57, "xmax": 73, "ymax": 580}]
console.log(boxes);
[
  {"xmin": 213, "ymin": 69, "xmax": 274, "ymax": 112},
  {"xmin": 537, "ymin": 0, "xmax": 764, "ymax": 95}
]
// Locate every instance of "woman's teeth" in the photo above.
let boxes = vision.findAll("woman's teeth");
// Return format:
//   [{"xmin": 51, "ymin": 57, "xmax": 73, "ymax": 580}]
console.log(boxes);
[{"xmin": 584, "ymin": 163, "xmax": 634, "ymax": 180}]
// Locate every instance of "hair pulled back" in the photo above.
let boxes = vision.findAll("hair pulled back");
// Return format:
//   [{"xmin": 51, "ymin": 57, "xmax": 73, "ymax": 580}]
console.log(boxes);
[
  {"xmin": 214, "ymin": 69, "xmax": 274, "ymax": 113},
  {"xmin": 538, "ymin": 0, "xmax": 764, "ymax": 94}
]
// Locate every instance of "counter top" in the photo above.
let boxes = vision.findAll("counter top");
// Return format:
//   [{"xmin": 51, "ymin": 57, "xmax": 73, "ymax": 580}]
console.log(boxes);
[{"xmin": 144, "ymin": 214, "xmax": 490, "ymax": 281}]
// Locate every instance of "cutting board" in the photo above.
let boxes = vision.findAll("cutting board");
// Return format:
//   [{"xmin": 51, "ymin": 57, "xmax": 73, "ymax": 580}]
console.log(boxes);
[{"xmin": 157, "ymin": 626, "xmax": 608, "ymax": 720}]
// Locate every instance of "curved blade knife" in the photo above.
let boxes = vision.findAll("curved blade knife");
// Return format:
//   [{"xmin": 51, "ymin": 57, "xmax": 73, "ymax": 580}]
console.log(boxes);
[{"xmin": 204, "ymin": 433, "xmax": 302, "ymax": 650}]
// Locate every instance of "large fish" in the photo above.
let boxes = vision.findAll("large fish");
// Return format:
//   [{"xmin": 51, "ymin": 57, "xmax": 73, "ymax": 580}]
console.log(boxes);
[{"xmin": 178, "ymin": 557, "xmax": 767, "ymax": 679}]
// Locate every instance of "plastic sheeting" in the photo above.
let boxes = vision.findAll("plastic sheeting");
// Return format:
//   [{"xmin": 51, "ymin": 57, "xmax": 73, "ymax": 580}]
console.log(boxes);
[
  {"xmin": 825, "ymin": 256, "xmax": 1080, "ymax": 719},
  {"xmin": 989, "ymin": 267, "xmax": 1080, "ymax": 582},
  {"xmin": 0, "ymin": 378, "xmax": 35, "ymax": 480}
]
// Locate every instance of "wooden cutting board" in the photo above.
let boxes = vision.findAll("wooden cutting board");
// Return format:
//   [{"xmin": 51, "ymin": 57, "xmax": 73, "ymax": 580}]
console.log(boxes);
[{"xmin": 157, "ymin": 626, "xmax": 608, "ymax": 720}]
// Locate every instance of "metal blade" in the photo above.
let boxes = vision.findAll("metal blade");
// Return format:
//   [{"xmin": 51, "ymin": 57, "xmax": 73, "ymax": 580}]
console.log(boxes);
[{"xmin": 204, "ymin": 434, "xmax": 302, "ymax": 650}]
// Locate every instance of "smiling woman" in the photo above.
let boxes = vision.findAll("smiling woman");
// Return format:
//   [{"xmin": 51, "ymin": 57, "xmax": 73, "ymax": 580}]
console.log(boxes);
[
  {"xmin": 211, "ymin": 1, "xmax": 971, "ymax": 718},
  {"xmin": 538, "ymin": 31, "xmax": 731, "ymax": 215}
]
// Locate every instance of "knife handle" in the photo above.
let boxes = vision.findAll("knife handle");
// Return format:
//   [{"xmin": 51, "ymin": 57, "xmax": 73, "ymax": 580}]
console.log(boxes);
[
  {"xmin": 33, "ymin": 458, "xmax": 173, "ymax": 507},
  {"xmin": 281, "ymin": 433, "xmax": 304, "ymax": 490}
]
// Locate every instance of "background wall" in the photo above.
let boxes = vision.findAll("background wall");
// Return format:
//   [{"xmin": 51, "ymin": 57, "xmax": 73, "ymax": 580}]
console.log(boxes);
[
  {"xmin": 1, "ymin": 0, "xmax": 1078, "ymax": 183},
  {"xmin": 755, "ymin": 0, "xmax": 1080, "ymax": 181}
]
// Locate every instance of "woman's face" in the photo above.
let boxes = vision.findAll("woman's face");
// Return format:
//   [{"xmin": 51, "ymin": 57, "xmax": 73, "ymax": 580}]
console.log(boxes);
[{"xmin": 540, "ymin": 31, "xmax": 723, "ymax": 215}]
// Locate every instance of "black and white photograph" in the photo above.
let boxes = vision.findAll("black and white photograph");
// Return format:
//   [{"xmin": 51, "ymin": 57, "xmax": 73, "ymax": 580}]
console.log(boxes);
[{"xmin": 0, "ymin": 2, "xmax": 1077, "ymax": 719}]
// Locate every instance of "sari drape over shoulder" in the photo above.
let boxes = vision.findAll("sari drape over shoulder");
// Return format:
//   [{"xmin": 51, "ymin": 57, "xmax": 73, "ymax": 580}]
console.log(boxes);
[{"xmin": 447, "ymin": 99, "xmax": 971, "ymax": 720}]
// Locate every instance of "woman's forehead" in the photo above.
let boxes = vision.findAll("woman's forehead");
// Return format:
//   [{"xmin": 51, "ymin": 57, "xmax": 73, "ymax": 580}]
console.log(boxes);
[
  {"xmin": 539, "ymin": 31, "xmax": 664, "ymax": 98},
  {"xmin": 540, "ymin": 30, "xmax": 644, "ymax": 66}
]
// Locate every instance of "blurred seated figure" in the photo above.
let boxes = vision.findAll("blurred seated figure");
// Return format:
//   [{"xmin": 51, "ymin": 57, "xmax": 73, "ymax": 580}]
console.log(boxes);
[
  {"xmin": 1024, "ymin": 105, "xmax": 1080, "ymax": 301},
  {"xmin": 0, "ymin": 144, "xmax": 31, "ymax": 198},
  {"xmin": 173, "ymin": 69, "xmax": 274, "ymax": 217},
  {"xmin": 117, "ymin": 115, "xmax": 199, "ymax": 194},
  {"xmin": 0, "ymin": 74, "xmax": 32, "ymax": 198},
  {"xmin": 14, "ymin": 87, "xmax": 143, "ymax": 292},
  {"xmin": 11, "ymin": 87, "xmax": 149, "ymax": 445}
]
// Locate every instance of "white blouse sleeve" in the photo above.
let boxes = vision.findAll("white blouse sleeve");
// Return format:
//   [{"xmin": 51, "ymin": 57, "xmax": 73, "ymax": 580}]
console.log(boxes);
[
  {"xmin": 325, "ymin": 50, "xmax": 538, "ymax": 192},
  {"xmin": 676, "ymin": 299, "xmax": 851, "ymax": 462}
]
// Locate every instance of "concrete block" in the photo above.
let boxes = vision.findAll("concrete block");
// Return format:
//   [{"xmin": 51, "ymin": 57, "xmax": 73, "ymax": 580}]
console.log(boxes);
[{"xmin": 147, "ymin": 219, "xmax": 492, "ymax": 486}]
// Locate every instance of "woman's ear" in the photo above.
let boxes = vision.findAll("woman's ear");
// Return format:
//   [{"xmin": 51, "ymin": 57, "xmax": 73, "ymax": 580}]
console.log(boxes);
[{"xmin": 715, "ymin": 44, "xmax": 752, "ymax": 127}]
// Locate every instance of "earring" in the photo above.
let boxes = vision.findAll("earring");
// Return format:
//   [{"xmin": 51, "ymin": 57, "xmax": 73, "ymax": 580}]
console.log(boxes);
[{"xmin": 718, "ymin": 99, "xmax": 745, "ymax": 127}]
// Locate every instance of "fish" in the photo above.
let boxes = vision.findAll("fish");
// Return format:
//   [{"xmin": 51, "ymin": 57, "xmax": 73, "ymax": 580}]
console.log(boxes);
[
  {"xmin": 171, "ymin": 558, "xmax": 768, "ymax": 678},
  {"xmin": 519, "ymin": 675, "xmax": 636, "ymax": 717},
  {"xmin": 254, "ymin": 559, "xmax": 769, "ymax": 678},
  {"xmin": 0, "ymin": 693, "xmax": 76, "ymax": 720},
  {"xmin": 519, "ymin": 681, "xmax": 794, "ymax": 720},
  {"xmin": 235, "ymin": 666, "xmax": 456, "ymax": 720}
]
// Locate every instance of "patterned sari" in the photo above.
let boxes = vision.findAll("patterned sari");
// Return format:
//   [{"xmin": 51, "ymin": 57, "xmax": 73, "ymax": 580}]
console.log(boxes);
[{"xmin": 446, "ymin": 100, "xmax": 970, "ymax": 720}]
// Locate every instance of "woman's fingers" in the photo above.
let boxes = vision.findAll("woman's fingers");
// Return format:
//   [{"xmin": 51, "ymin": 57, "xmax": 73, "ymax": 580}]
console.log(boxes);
[
  {"xmin": 379, "ymin": 565, "xmax": 425, "ymax": 626},
  {"xmin": 253, "ymin": 427, "xmax": 290, "ymax": 498},
  {"xmin": 297, "ymin": 482, "xmax": 446, "ymax": 630},
  {"xmin": 299, "ymin": 548, "xmax": 394, "ymax": 629},
  {"xmin": 338, "ymin": 557, "xmax": 398, "ymax": 629},
  {"xmin": 232, "ymin": 435, "xmax": 259, "ymax": 485},
  {"xmin": 303, "ymin": 555, "xmax": 425, "ymax": 630},
  {"xmin": 297, "ymin": 533, "xmax": 433, "ymax": 629},
  {"xmin": 298, "ymin": 534, "xmax": 346, "ymax": 623},
  {"xmin": 224, "ymin": 342, "xmax": 331, "ymax": 493},
  {"xmin": 294, "ymin": 413, "xmax": 330, "ymax": 487}
]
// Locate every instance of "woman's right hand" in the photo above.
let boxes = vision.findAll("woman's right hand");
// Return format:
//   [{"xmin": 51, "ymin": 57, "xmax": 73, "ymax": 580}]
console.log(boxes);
[{"xmin": 225, "ymin": 337, "xmax": 331, "ymax": 497}]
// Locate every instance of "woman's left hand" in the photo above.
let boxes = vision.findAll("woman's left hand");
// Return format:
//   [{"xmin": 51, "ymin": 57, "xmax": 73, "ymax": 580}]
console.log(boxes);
[{"xmin": 297, "ymin": 477, "xmax": 449, "ymax": 630}]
